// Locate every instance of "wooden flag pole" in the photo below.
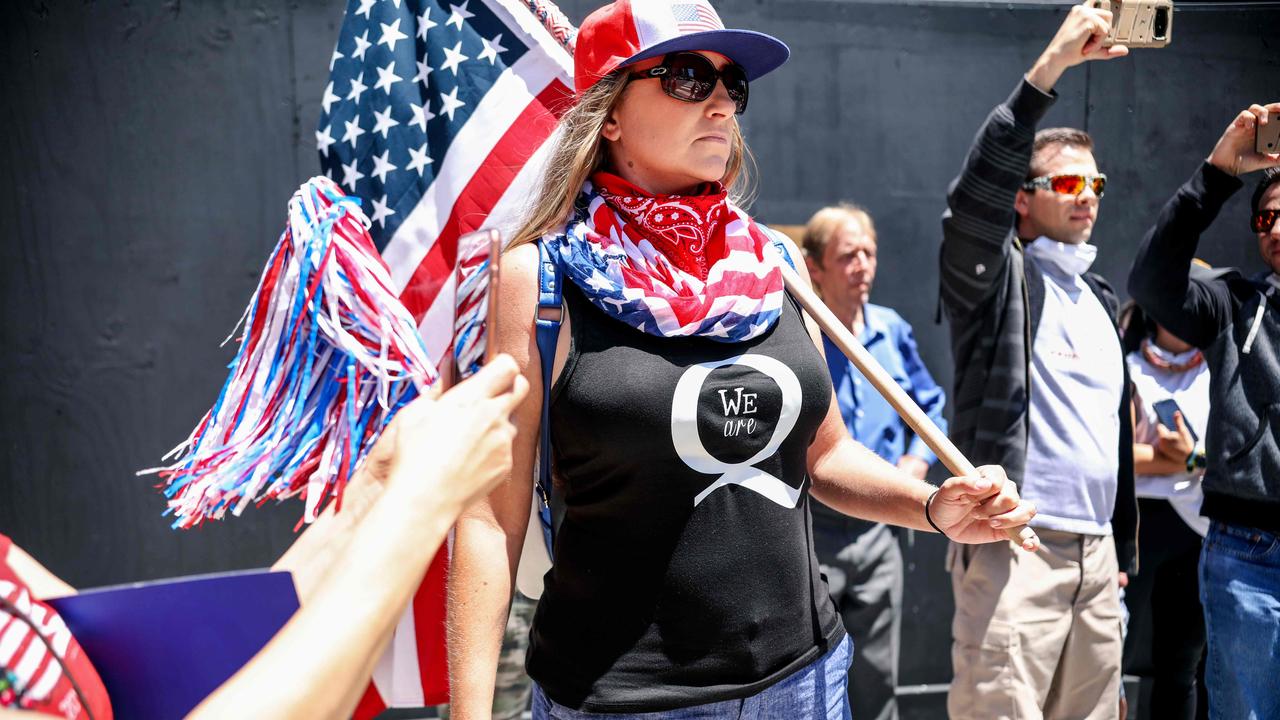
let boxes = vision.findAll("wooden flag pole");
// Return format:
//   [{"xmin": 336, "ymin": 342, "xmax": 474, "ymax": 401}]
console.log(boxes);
[{"xmin": 779, "ymin": 265, "xmax": 1039, "ymax": 549}]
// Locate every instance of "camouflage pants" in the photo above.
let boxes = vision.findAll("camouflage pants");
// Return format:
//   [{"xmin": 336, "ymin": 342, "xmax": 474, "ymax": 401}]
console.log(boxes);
[{"xmin": 437, "ymin": 591, "xmax": 537, "ymax": 720}]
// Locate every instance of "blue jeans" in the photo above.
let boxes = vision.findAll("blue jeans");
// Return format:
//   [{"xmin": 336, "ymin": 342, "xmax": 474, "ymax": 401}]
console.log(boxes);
[
  {"xmin": 1200, "ymin": 521, "xmax": 1280, "ymax": 720},
  {"xmin": 531, "ymin": 635, "xmax": 854, "ymax": 719}
]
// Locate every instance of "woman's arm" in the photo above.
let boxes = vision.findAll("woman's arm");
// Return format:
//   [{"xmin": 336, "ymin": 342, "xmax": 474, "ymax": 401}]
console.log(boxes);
[
  {"xmin": 446, "ymin": 243, "xmax": 546, "ymax": 719},
  {"xmin": 778, "ymin": 236, "xmax": 1037, "ymax": 545},
  {"xmin": 189, "ymin": 358, "xmax": 527, "ymax": 720}
]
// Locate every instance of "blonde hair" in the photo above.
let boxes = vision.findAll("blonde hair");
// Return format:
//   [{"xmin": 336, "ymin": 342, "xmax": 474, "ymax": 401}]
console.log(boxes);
[
  {"xmin": 801, "ymin": 203, "xmax": 876, "ymax": 266},
  {"xmin": 509, "ymin": 70, "xmax": 757, "ymax": 249}
]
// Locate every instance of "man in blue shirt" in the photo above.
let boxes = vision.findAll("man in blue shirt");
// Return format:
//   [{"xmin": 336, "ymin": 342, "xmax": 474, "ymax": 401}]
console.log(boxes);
[{"xmin": 802, "ymin": 204, "xmax": 948, "ymax": 720}]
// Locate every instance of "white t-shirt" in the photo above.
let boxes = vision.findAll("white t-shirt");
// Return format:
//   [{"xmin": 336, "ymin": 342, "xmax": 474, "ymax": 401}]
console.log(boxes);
[
  {"xmin": 1128, "ymin": 346, "xmax": 1211, "ymax": 537},
  {"xmin": 1022, "ymin": 238, "xmax": 1124, "ymax": 536}
]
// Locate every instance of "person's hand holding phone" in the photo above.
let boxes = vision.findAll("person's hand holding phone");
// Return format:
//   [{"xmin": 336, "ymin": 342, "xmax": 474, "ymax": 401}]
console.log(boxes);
[
  {"xmin": 1027, "ymin": 1, "xmax": 1129, "ymax": 93},
  {"xmin": 370, "ymin": 356, "xmax": 529, "ymax": 515},
  {"xmin": 1208, "ymin": 102, "xmax": 1280, "ymax": 177},
  {"xmin": 1155, "ymin": 410, "xmax": 1195, "ymax": 463}
]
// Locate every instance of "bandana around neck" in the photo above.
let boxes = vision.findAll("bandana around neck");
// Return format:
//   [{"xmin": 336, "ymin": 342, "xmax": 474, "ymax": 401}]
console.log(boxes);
[
  {"xmin": 1025, "ymin": 236, "xmax": 1098, "ymax": 278},
  {"xmin": 550, "ymin": 172, "xmax": 786, "ymax": 342}
]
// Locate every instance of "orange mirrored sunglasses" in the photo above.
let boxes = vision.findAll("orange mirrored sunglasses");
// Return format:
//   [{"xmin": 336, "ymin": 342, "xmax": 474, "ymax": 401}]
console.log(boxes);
[
  {"xmin": 1021, "ymin": 173, "xmax": 1108, "ymax": 197},
  {"xmin": 1252, "ymin": 209, "xmax": 1280, "ymax": 234}
]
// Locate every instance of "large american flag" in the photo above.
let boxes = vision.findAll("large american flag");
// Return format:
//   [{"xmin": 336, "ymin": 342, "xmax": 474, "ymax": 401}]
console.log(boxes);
[{"xmin": 317, "ymin": 0, "xmax": 572, "ymax": 714}]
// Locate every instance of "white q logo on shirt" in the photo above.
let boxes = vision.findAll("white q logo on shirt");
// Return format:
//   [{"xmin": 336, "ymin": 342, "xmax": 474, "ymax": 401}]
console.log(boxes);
[{"xmin": 671, "ymin": 354, "xmax": 803, "ymax": 508}]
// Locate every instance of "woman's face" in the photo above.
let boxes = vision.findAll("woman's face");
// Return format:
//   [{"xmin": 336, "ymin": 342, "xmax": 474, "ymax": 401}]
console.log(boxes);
[{"xmin": 601, "ymin": 51, "xmax": 739, "ymax": 195}]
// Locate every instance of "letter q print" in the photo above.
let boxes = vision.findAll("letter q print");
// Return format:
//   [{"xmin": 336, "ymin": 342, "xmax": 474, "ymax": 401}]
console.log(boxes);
[{"xmin": 670, "ymin": 354, "xmax": 803, "ymax": 508}]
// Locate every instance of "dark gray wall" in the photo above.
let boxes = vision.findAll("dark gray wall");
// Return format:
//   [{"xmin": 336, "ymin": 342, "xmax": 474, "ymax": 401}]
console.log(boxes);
[{"xmin": 3, "ymin": 1, "xmax": 1277, "ymax": 715}]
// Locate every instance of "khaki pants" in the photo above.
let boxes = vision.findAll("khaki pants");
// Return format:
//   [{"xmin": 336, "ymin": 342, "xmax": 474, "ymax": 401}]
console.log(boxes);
[{"xmin": 946, "ymin": 529, "xmax": 1123, "ymax": 720}]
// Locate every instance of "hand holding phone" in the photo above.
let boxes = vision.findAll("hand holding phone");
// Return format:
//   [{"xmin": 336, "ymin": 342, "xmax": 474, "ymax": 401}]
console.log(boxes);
[{"xmin": 1153, "ymin": 398, "xmax": 1198, "ymax": 443}]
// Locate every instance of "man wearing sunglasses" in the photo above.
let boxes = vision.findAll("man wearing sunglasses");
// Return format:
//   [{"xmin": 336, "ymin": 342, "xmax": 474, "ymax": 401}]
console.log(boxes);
[
  {"xmin": 1128, "ymin": 103, "xmax": 1280, "ymax": 720},
  {"xmin": 937, "ymin": 4, "xmax": 1136, "ymax": 718}
]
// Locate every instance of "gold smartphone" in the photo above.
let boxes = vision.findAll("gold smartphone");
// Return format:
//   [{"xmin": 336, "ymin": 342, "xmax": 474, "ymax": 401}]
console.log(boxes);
[
  {"xmin": 482, "ymin": 229, "xmax": 502, "ymax": 366},
  {"xmin": 454, "ymin": 228, "xmax": 504, "ymax": 379},
  {"xmin": 1089, "ymin": 0, "xmax": 1173, "ymax": 48},
  {"xmin": 1258, "ymin": 117, "xmax": 1280, "ymax": 155}
]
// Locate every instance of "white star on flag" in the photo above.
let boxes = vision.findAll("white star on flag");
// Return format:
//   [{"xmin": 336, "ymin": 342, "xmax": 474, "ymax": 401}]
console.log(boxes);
[
  {"xmin": 417, "ymin": 7, "xmax": 437, "ymax": 40},
  {"xmin": 477, "ymin": 34, "xmax": 507, "ymax": 64},
  {"xmin": 408, "ymin": 102, "xmax": 434, "ymax": 131},
  {"xmin": 374, "ymin": 62, "xmax": 402, "ymax": 94},
  {"xmin": 378, "ymin": 18, "xmax": 409, "ymax": 52},
  {"xmin": 370, "ymin": 150, "xmax": 398, "ymax": 183},
  {"xmin": 352, "ymin": 30, "xmax": 372, "ymax": 61},
  {"xmin": 586, "ymin": 272, "xmax": 613, "ymax": 292},
  {"xmin": 446, "ymin": 2, "xmax": 475, "ymax": 30},
  {"xmin": 406, "ymin": 145, "xmax": 433, "ymax": 176},
  {"xmin": 342, "ymin": 117, "xmax": 365, "ymax": 148},
  {"xmin": 413, "ymin": 59, "xmax": 433, "ymax": 86},
  {"xmin": 370, "ymin": 195, "xmax": 396, "ymax": 227},
  {"xmin": 321, "ymin": 81, "xmax": 340, "ymax": 114},
  {"xmin": 441, "ymin": 41, "xmax": 468, "ymax": 75},
  {"xmin": 705, "ymin": 322, "xmax": 733, "ymax": 338},
  {"xmin": 346, "ymin": 71, "xmax": 368, "ymax": 103},
  {"xmin": 340, "ymin": 159, "xmax": 364, "ymax": 191},
  {"xmin": 354, "ymin": 0, "xmax": 375, "ymax": 19},
  {"xmin": 371, "ymin": 106, "xmax": 399, "ymax": 138},
  {"xmin": 437, "ymin": 86, "xmax": 465, "ymax": 121},
  {"xmin": 315, "ymin": 125, "xmax": 336, "ymax": 157},
  {"xmin": 329, "ymin": 48, "xmax": 343, "ymax": 71}
]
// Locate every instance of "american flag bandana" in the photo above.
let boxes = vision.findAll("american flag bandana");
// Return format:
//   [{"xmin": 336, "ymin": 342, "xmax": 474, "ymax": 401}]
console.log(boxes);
[{"xmin": 553, "ymin": 174, "xmax": 786, "ymax": 342}]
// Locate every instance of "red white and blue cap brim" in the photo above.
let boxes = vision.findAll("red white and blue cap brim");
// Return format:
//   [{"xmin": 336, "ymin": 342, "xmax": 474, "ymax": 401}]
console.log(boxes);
[
  {"xmin": 622, "ymin": 29, "xmax": 790, "ymax": 81},
  {"xmin": 575, "ymin": 0, "xmax": 790, "ymax": 93}
]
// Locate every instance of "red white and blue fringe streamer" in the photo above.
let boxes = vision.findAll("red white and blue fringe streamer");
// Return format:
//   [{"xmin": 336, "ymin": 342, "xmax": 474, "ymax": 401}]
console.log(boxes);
[{"xmin": 144, "ymin": 177, "xmax": 439, "ymax": 529}]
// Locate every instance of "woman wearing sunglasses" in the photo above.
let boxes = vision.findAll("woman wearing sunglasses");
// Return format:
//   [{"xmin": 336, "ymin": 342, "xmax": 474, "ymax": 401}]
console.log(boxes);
[{"xmin": 447, "ymin": 2, "xmax": 1038, "ymax": 718}]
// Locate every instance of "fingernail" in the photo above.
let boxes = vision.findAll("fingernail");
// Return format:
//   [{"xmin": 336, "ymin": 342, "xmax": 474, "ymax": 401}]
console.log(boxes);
[{"xmin": 990, "ymin": 519, "xmax": 1001, "ymax": 527}]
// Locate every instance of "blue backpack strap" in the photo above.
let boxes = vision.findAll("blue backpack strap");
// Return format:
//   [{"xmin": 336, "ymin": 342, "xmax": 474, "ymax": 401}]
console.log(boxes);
[
  {"xmin": 534, "ymin": 237, "xmax": 563, "ymax": 558},
  {"xmin": 762, "ymin": 226, "xmax": 798, "ymax": 271}
]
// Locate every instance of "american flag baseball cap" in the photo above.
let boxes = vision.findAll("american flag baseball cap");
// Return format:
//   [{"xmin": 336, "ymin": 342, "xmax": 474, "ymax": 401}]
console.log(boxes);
[{"xmin": 574, "ymin": 0, "xmax": 790, "ymax": 94}]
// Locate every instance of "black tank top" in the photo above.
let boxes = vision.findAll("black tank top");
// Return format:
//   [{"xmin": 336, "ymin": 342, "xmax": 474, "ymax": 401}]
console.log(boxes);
[{"xmin": 526, "ymin": 282, "xmax": 845, "ymax": 713}]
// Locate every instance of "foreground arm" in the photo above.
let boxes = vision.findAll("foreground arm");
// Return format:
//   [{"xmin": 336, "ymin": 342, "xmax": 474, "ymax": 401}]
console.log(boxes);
[
  {"xmin": 190, "ymin": 359, "xmax": 528, "ymax": 720},
  {"xmin": 3, "ymin": 542, "xmax": 76, "ymax": 600},
  {"xmin": 447, "ymin": 244, "xmax": 545, "ymax": 719}
]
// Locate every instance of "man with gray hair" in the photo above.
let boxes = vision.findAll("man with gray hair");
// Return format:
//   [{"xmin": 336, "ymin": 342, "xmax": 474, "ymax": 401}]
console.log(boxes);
[{"xmin": 803, "ymin": 204, "xmax": 948, "ymax": 720}]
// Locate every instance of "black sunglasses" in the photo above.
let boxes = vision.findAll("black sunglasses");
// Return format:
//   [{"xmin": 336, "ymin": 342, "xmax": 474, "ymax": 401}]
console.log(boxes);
[
  {"xmin": 1253, "ymin": 209, "xmax": 1280, "ymax": 234},
  {"xmin": 627, "ymin": 52, "xmax": 749, "ymax": 115}
]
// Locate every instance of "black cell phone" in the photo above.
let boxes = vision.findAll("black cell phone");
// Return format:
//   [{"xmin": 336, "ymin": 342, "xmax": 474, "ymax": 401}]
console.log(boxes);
[{"xmin": 1152, "ymin": 398, "xmax": 1198, "ymax": 443}]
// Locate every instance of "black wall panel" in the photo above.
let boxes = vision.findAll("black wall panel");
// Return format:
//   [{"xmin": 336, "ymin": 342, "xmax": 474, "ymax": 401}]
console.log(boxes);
[{"xmin": 3, "ymin": 1, "xmax": 1276, "ymax": 710}]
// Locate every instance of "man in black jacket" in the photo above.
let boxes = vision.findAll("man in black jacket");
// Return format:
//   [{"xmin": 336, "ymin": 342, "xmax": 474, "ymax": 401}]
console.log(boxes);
[
  {"xmin": 1127, "ymin": 102, "xmax": 1280, "ymax": 720},
  {"xmin": 938, "ymin": 5, "xmax": 1136, "ymax": 718}
]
